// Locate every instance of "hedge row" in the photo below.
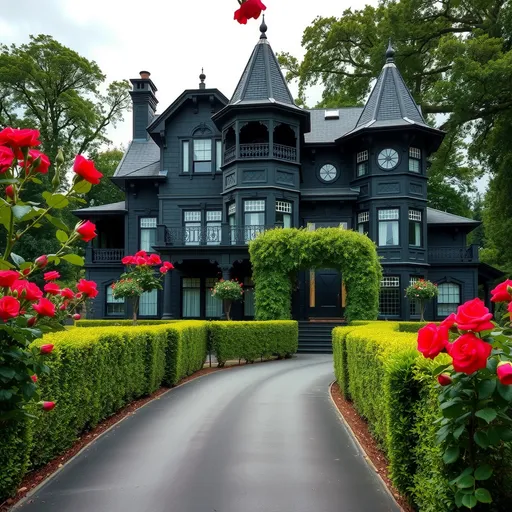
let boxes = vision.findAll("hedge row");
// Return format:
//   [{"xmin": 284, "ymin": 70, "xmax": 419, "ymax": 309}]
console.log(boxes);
[
  {"xmin": 210, "ymin": 321, "xmax": 298, "ymax": 365},
  {"xmin": 333, "ymin": 322, "xmax": 511, "ymax": 511},
  {"xmin": 0, "ymin": 321, "xmax": 208, "ymax": 500},
  {"xmin": 75, "ymin": 319, "xmax": 177, "ymax": 327}
]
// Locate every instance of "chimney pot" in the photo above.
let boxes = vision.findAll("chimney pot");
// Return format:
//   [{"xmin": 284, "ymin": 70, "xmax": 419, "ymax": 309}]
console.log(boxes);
[{"xmin": 140, "ymin": 70, "xmax": 151, "ymax": 79}]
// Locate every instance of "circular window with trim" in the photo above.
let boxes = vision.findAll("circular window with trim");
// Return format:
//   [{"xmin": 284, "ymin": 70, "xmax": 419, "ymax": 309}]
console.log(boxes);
[
  {"xmin": 318, "ymin": 163, "xmax": 338, "ymax": 183},
  {"xmin": 377, "ymin": 148, "xmax": 399, "ymax": 170}
]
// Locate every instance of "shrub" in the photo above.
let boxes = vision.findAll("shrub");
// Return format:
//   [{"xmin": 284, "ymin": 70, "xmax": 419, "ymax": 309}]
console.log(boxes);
[
  {"xmin": 75, "ymin": 319, "xmax": 177, "ymax": 327},
  {"xmin": 209, "ymin": 320, "xmax": 298, "ymax": 366},
  {"xmin": 249, "ymin": 227, "xmax": 382, "ymax": 322}
]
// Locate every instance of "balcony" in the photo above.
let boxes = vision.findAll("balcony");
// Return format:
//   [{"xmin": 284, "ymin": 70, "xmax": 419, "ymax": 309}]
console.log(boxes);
[
  {"xmin": 91, "ymin": 248, "xmax": 125, "ymax": 263},
  {"xmin": 162, "ymin": 225, "xmax": 276, "ymax": 247},
  {"xmin": 428, "ymin": 245, "xmax": 479, "ymax": 264},
  {"xmin": 223, "ymin": 143, "xmax": 297, "ymax": 164}
]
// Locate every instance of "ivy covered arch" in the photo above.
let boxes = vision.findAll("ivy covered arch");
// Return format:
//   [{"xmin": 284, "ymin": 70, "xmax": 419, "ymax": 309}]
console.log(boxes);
[{"xmin": 249, "ymin": 227, "xmax": 382, "ymax": 322}]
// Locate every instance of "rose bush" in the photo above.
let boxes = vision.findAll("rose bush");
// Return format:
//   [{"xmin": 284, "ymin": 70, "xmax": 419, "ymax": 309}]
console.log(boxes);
[
  {"xmin": 234, "ymin": 0, "xmax": 266, "ymax": 25},
  {"xmin": 0, "ymin": 126, "xmax": 100, "ymax": 422},
  {"xmin": 417, "ymin": 280, "xmax": 512, "ymax": 509},
  {"xmin": 112, "ymin": 251, "xmax": 173, "ymax": 324}
]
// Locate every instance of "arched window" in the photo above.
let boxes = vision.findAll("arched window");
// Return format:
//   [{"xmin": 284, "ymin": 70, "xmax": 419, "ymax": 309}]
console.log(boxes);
[
  {"xmin": 106, "ymin": 285, "xmax": 124, "ymax": 316},
  {"xmin": 437, "ymin": 282, "xmax": 461, "ymax": 317}
]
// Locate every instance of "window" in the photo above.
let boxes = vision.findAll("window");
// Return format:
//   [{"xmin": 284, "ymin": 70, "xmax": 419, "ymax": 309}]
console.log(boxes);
[
  {"xmin": 244, "ymin": 200, "xmax": 265, "ymax": 242},
  {"xmin": 139, "ymin": 289, "xmax": 157, "ymax": 316},
  {"xmin": 184, "ymin": 211, "xmax": 201, "ymax": 246},
  {"xmin": 106, "ymin": 286, "xmax": 124, "ymax": 316},
  {"xmin": 357, "ymin": 211, "xmax": 369, "ymax": 235},
  {"xmin": 378, "ymin": 209, "xmax": 399, "ymax": 246},
  {"xmin": 182, "ymin": 141, "xmax": 190, "ymax": 173},
  {"xmin": 140, "ymin": 217, "xmax": 157, "ymax": 252},
  {"xmin": 244, "ymin": 277, "xmax": 255, "ymax": 317},
  {"xmin": 216, "ymin": 140, "xmax": 222, "ymax": 171},
  {"xmin": 205, "ymin": 278, "xmax": 222, "ymax": 318},
  {"xmin": 193, "ymin": 139, "xmax": 212, "ymax": 172},
  {"xmin": 228, "ymin": 203, "xmax": 236, "ymax": 245},
  {"xmin": 409, "ymin": 209, "xmax": 422, "ymax": 247},
  {"xmin": 183, "ymin": 278, "xmax": 201, "ymax": 317},
  {"xmin": 275, "ymin": 201, "xmax": 292, "ymax": 228},
  {"xmin": 409, "ymin": 276, "xmax": 424, "ymax": 316},
  {"xmin": 206, "ymin": 211, "xmax": 222, "ymax": 245},
  {"xmin": 357, "ymin": 150, "xmax": 369, "ymax": 176},
  {"xmin": 379, "ymin": 276, "xmax": 401, "ymax": 316},
  {"xmin": 437, "ymin": 283, "xmax": 461, "ymax": 317},
  {"xmin": 409, "ymin": 147, "xmax": 421, "ymax": 173}
]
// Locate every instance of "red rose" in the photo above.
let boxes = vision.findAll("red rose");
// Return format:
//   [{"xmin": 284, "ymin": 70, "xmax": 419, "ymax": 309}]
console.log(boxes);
[
  {"xmin": 44, "ymin": 282, "xmax": 60, "ymax": 295},
  {"xmin": 40, "ymin": 343, "xmax": 54, "ymax": 354},
  {"xmin": 76, "ymin": 220, "xmax": 97, "ymax": 242},
  {"xmin": 12, "ymin": 280, "xmax": 43, "ymax": 301},
  {"xmin": 26, "ymin": 150, "xmax": 50, "ymax": 174},
  {"xmin": 5, "ymin": 184, "xmax": 14, "ymax": 199},
  {"xmin": 59, "ymin": 302, "xmax": 68, "ymax": 311},
  {"xmin": 134, "ymin": 250, "xmax": 147, "ymax": 258},
  {"xmin": 437, "ymin": 373, "xmax": 452, "ymax": 386},
  {"xmin": 490, "ymin": 279, "xmax": 512, "ymax": 303},
  {"xmin": 35, "ymin": 255, "xmax": 48, "ymax": 268},
  {"xmin": 417, "ymin": 323, "xmax": 449, "ymax": 359},
  {"xmin": 33, "ymin": 298, "xmax": 56, "ymax": 317},
  {"xmin": 162, "ymin": 261, "xmax": 174, "ymax": 271},
  {"xmin": 77, "ymin": 279, "xmax": 98, "ymax": 298},
  {"xmin": 0, "ymin": 146, "xmax": 14, "ymax": 173},
  {"xmin": 60, "ymin": 288, "xmax": 74, "ymax": 299},
  {"xmin": 447, "ymin": 333, "xmax": 492, "ymax": 374},
  {"xmin": 454, "ymin": 298, "xmax": 494, "ymax": 332},
  {"xmin": 135, "ymin": 256, "xmax": 148, "ymax": 266},
  {"xmin": 440, "ymin": 313, "xmax": 457, "ymax": 330},
  {"xmin": 31, "ymin": 374, "xmax": 38, "ymax": 383},
  {"xmin": 0, "ymin": 127, "xmax": 41, "ymax": 157},
  {"xmin": 0, "ymin": 270, "xmax": 21, "ymax": 288},
  {"xmin": 27, "ymin": 316, "xmax": 37, "ymax": 327},
  {"xmin": 122, "ymin": 256, "xmax": 136, "ymax": 265},
  {"xmin": 44, "ymin": 271, "xmax": 60, "ymax": 281},
  {"xmin": 234, "ymin": 0, "xmax": 266, "ymax": 24},
  {"xmin": 0, "ymin": 296, "xmax": 21, "ymax": 322},
  {"xmin": 159, "ymin": 266, "xmax": 168, "ymax": 274},
  {"xmin": 497, "ymin": 361, "xmax": 512, "ymax": 385},
  {"xmin": 72, "ymin": 313, "xmax": 81, "ymax": 321},
  {"xmin": 42, "ymin": 401, "xmax": 56, "ymax": 411},
  {"xmin": 73, "ymin": 155, "xmax": 103, "ymax": 185},
  {"xmin": 148, "ymin": 253, "xmax": 162, "ymax": 265}
]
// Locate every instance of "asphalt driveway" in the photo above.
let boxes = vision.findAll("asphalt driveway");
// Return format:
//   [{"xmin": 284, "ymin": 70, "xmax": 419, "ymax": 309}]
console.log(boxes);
[{"xmin": 15, "ymin": 354, "xmax": 399, "ymax": 512}]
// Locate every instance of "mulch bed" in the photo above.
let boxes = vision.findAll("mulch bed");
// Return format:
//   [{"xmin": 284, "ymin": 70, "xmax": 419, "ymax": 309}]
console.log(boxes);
[
  {"xmin": 1, "ymin": 359, "xmax": 264, "ymax": 511},
  {"xmin": 330, "ymin": 382, "xmax": 415, "ymax": 512}
]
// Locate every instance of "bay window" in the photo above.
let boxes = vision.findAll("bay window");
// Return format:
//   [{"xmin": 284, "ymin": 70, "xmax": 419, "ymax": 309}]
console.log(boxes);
[
  {"xmin": 357, "ymin": 211, "xmax": 369, "ymax": 235},
  {"xmin": 140, "ymin": 217, "xmax": 157, "ymax": 252},
  {"xmin": 275, "ymin": 201, "xmax": 292, "ymax": 228},
  {"xmin": 244, "ymin": 200, "xmax": 265, "ymax": 242},
  {"xmin": 378, "ymin": 209, "xmax": 399, "ymax": 246},
  {"xmin": 409, "ymin": 209, "xmax": 422, "ymax": 247}
]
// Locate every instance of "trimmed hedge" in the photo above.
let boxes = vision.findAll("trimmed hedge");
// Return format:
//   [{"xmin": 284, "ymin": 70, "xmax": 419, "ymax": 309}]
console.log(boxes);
[
  {"xmin": 209, "ymin": 320, "xmax": 298, "ymax": 365},
  {"xmin": 0, "ymin": 321, "xmax": 208, "ymax": 500},
  {"xmin": 75, "ymin": 319, "xmax": 177, "ymax": 327},
  {"xmin": 332, "ymin": 321, "xmax": 512, "ymax": 511}
]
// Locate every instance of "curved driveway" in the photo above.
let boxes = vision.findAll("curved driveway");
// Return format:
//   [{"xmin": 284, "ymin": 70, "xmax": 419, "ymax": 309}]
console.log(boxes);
[{"xmin": 16, "ymin": 354, "xmax": 399, "ymax": 512}]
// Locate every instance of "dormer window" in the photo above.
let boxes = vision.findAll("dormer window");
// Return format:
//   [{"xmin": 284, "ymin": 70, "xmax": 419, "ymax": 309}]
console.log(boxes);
[
  {"xmin": 356, "ymin": 150, "xmax": 369, "ymax": 176},
  {"xmin": 409, "ymin": 147, "xmax": 421, "ymax": 173}
]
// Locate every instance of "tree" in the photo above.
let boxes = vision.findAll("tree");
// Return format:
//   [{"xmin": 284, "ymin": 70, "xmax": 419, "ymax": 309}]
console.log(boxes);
[
  {"xmin": 278, "ymin": 0, "xmax": 512, "ymax": 214},
  {"xmin": 84, "ymin": 148, "xmax": 125, "ymax": 207},
  {"xmin": 0, "ymin": 35, "xmax": 131, "ymax": 178}
]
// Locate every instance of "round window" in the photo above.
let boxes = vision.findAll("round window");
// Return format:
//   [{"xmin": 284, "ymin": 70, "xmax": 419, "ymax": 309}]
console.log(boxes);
[
  {"xmin": 319, "ymin": 164, "xmax": 338, "ymax": 182},
  {"xmin": 377, "ymin": 148, "xmax": 399, "ymax": 170}
]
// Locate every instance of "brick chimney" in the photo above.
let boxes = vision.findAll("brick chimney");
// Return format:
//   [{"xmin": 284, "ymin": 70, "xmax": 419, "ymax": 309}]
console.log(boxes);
[{"xmin": 129, "ymin": 71, "xmax": 158, "ymax": 140}]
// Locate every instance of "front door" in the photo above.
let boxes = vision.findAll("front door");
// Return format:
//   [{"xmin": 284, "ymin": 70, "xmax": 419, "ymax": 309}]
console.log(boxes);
[{"xmin": 314, "ymin": 269, "xmax": 342, "ymax": 317}]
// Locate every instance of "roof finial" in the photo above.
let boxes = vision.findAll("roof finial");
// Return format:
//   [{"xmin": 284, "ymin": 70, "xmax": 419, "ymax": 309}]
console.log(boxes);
[
  {"xmin": 260, "ymin": 14, "xmax": 267, "ymax": 39},
  {"xmin": 199, "ymin": 68, "xmax": 206, "ymax": 89},
  {"xmin": 386, "ymin": 38, "xmax": 395, "ymax": 63}
]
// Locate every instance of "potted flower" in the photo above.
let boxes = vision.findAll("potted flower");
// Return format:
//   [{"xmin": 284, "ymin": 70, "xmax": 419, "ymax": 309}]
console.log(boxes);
[
  {"xmin": 405, "ymin": 278, "xmax": 438, "ymax": 322},
  {"xmin": 212, "ymin": 279, "xmax": 244, "ymax": 320}
]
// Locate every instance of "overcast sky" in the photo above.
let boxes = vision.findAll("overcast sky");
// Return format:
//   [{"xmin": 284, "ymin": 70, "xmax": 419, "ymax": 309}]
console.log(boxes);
[{"xmin": 0, "ymin": 0, "xmax": 374, "ymax": 149}]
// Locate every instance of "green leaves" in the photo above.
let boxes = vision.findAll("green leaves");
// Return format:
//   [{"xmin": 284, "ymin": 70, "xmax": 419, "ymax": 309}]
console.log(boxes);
[
  {"xmin": 475, "ymin": 408, "xmax": 497, "ymax": 424},
  {"xmin": 56, "ymin": 230, "xmax": 68, "ymax": 243},
  {"xmin": 73, "ymin": 180, "xmax": 92, "ymax": 194},
  {"xmin": 474, "ymin": 430, "xmax": 489, "ymax": 449},
  {"xmin": 443, "ymin": 446, "xmax": 460, "ymax": 464},
  {"xmin": 11, "ymin": 205, "xmax": 32, "ymax": 220},
  {"xmin": 477, "ymin": 378, "xmax": 496, "ymax": 399},
  {"xmin": 474, "ymin": 488, "xmax": 492, "ymax": 504},
  {"xmin": 61, "ymin": 254, "xmax": 84, "ymax": 266},
  {"xmin": 497, "ymin": 381, "xmax": 512, "ymax": 401},
  {"xmin": 474, "ymin": 464, "xmax": 493, "ymax": 481},
  {"xmin": 462, "ymin": 494, "xmax": 477, "ymax": 509},
  {"xmin": 10, "ymin": 253, "xmax": 25, "ymax": 267}
]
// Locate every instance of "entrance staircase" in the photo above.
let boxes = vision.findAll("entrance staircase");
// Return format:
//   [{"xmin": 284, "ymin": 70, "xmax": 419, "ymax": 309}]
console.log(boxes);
[{"xmin": 298, "ymin": 319, "xmax": 347, "ymax": 353}]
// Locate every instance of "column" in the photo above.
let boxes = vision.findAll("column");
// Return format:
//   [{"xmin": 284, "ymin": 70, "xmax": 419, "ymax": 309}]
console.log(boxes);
[
  {"xmin": 220, "ymin": 264, "xmax": 231, "ymax": 281},
  {"xmin": 161, "ymin": 261, "xmax": 173, "ymax": 319}
]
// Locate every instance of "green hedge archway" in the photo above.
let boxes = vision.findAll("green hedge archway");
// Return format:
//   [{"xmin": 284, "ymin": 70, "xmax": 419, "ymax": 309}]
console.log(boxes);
[{"xmin": 249, "ymin": 227, "xmax": 382, "ymax": 322}]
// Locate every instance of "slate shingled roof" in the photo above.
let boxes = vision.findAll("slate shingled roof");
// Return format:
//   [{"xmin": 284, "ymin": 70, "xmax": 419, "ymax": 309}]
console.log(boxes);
[
  {"xmin": 426, "ymin": 208, "xmax": 480, "ymax": 226},
  {"xmin": 112, "ymin": 139, "xmax": 161, "ymax": 179},
  {"xmin": 229, "ymin": 25, "xmax": 299, "ymax": 109},
  {"xmin": 73, "ymin": 201, "xmax": 126, "ymax": 216},
  {"xmin": 304, "ymin": 108, "xmax": 364, "ymax": 143}
]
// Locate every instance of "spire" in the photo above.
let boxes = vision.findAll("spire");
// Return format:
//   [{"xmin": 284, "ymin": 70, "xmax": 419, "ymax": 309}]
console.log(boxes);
[
  {"xmin": 199, "ymin": 68, "xmax": 206, "ymax": 89},
  {"xmin": 352, "ymin": 40, "xmax": 430, "ymax": 131},
  {"xmin": 229, "ymin": 18, "xmax": 298, "ymax": 108}
]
